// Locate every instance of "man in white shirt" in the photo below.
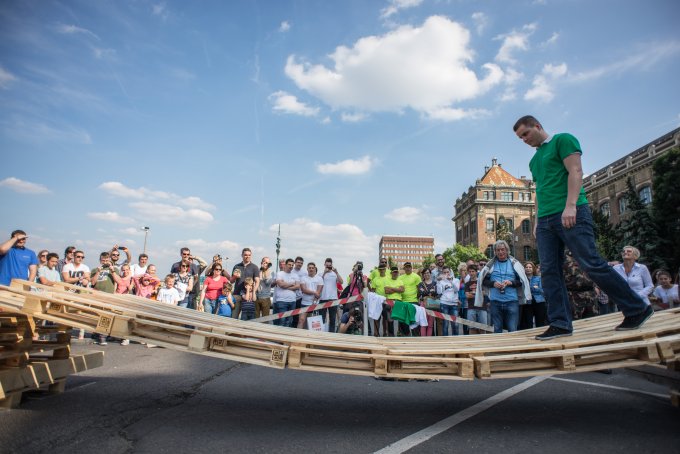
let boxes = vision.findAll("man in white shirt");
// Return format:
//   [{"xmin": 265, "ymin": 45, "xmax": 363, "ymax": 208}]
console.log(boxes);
[
  {"xmin": 298, "ymin": 263, "xmax": 324, "ymax": 329},
  {"xmin": 274, "ymin": 258, "xmax": 300, "ymax": 328},
  {"xmin": 290, "ymin": 256, "xmax": 308, "ymax": 328},
  {"xmin": 319, "ymin": 258, "xmax": 343, "ymax": 333}
]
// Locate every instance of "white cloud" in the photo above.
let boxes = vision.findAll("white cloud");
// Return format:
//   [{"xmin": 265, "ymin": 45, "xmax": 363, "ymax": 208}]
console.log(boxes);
[
  {"xmin": 321, "ymin": 116, "xmax": 331, "ymax": 125},
  {"xmin": 269, "ymin": 219, "xmax": 379, "ymax": 275},
  {"xmin": 269, "ymin": 90, "xmax": 320, "ymax": 117},
  {"xmin": 284, "ymin": 16, "xmax": 503, "ymax": 121},
  {"xmin": 471, "ymin": 12, "xmax": 488, "ymax": 35},
  {"xmin": 525, "ymin": 62, "xmax": 567, "ymax": 102},
  {"xmin": 384, "ymin": 206, "xmax": 423, "ymax": 223},
  {"xmin": 0, "ymin": 66, "xmax": 17, "ymax": 89},
  {"xmin": 380, "ymin": 0, "xmax": 424, "ymax": 19},
  {"xmin": 544, "ymin": 32, "xmax": 559, "ymax": 46},
  {"xmin": 0, "ymin": 177, "xmax": 51, "ymax": 194},
  {"xmin": 495, "ymin": 23, "xmax": 536, "ymax": 64},
  {"xmin": 120, "ymin": 227, "xmax": 146, "ymax": 236},
  {"xmin": 98, "ymin": 181, "xmax": 215, "ymax": 210},
  {"xmin": 279, "ymin": 21, "xmax": 291, "ymax": 32},
  {"xmin": 426, "ymin": 107, "xmax": 489, "ymax": 121},
  {"xmin": 87, "ymin": 211, "xmax": 136, "ymax": 224},
  {"xmin": 316, "ymin": 155, "xmax": 376, "ymax": 175},
  {"xmin": 341, "ymin": 112, "xmax": 367, "ymax": 123},
  {"xmin": 92, "ymin": 47, "xmax": 117, "ymax": 60},
  {"xmin": 1, "ymin": 118, "xmax": 92, "ymax": 145},
  {"xmin": 56, "ymin": 24, "xmax": 100, "ymax": 40},
  {"xmin": 129, "ymin": 202, "xmax": 214, "ymax": 227},
  {"xmin": 152, "ymin": 3, "xmax": 169, "ymax": 20}
]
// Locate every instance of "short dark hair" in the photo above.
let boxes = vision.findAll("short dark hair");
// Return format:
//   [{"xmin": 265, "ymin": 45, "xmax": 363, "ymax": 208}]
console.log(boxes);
[
  {"xmin": 139, "ymin": 253, "xmax": 148, "ymax": 260},
  {"xmin": 285, "ymin": 258, "xmax": 294, "ymax": 265},
  {"xmin": 10, "ymin": 229, "xmax": 26, "ymax": 238},
  {"xmin": 242, "ymin": 247, "xmax": 251, "ymax": 254},
  {"xmin": 64, "ymin": 246, "xmax": 76, "ymax": 255},
  {"xmin": 513, "ymin": 115, "xmax": 541, "ymax": 132},
  {"xmin": 46, "ymin": 252, "xmax": 59, "ymax": 261},
  {"xmin": 180, "ymin": 247, "xmax": 190, "ymax": 254},
  {"xmin": 435, "ymin": 254, "xmax": 444, "ymax": 260},
  {"xmin": 295, "ymin": 256, "xmax": 304, "ymax": 263},
  {"xmin": 100, "ymin": 251, "xmax": 110, "ymax": 259},
  {"xmin": 467, "ymin": 264, "xmax": 478, "ymax": 271},
  {"xmin": 325, "ymin": 258, "xmax": 333, "ymax": 264}
]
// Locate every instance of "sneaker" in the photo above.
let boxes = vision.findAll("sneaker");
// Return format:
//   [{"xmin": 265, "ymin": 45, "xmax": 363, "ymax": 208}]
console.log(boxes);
[
  {"xmin": 535, "ymin": 325, "xmax": 573, "ymax": 341},
  {"xmin": 120, "ymin": 339, "xmax": 130, "ymax": 346},
  {"xmin": 615, "ymin": 305, "xmax": 653, "ymax": 331}
]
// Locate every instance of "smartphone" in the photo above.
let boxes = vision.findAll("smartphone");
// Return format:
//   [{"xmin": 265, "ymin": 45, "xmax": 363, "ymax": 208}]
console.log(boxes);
[{"xmin": 118, "ymin": 246, "xmax": 125, "ymax": 250}]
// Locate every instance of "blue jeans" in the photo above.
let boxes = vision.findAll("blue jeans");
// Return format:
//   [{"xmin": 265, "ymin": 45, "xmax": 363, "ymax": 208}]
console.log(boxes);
[
  {"xmin": 537, "ymin": 204, "xmax": 648, "ymax": 331},
  {"xmin": 490, "ymin": 300, "xmax": 519, "ymax": 333},
  {"xmin": 439, "ymin": 304, "xmax": 459, "ymax": 336},
  {"xmin": 178, "ymin": 293, "xmax": 193, "ymax": 309},
  {"xmin": 203, "ymin": 298, "xmax": 217, "ymax": 314},
  {"xmin": 273, "ymin": 300, "xmax": 295, "ymax": 327}
]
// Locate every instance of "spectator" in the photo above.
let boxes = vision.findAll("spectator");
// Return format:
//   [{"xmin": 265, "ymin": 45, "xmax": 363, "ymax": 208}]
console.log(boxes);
[
  {"xmin": 338, "ymin": 302, "xmax": 364, "ymax": 335},
  {"xmin": 399, "ymin": 262, "xmax": 421, "ymax": 335},
  {"xmin": 652, "ymin": 270, "xmax": 678, "ymax": 309},
  {"xmin": 90, "ymin": 251, "xmax": 119, "ymax": 345},
  {"xmin": 431, "ymin": 254, "xmax": 445, "ymax": 281},
  {"xmin": 418, "ymin": 267, "xmax": 437, "ymax": 336},
  {"xmin": 37, "ymin": 252, "xmax": 61, "ymax": 286},
  {"xmin": 436, "ymin": 266, "xmax": 460, "ymax": 336},
  {"xmin": 240, "ymin": 277, "xmax": 257, "ymax": 321},
  {"xmin": 216, "ymin": 282, "xmax": 235, "ymax": 317},
  {"xmin": 613, "ymin": 246, "xmax": 654, "ymax": 305},
  {"xmin": 298, "ymin": 263, "xmax": 323, "ymax": 329},
  {"xmin": 273, "ymin": 258, "xmax": 300, "ymax": 328},
  {"xmin": 477, "ymin": 240, "xmax": 531, "ymax": 333},
  {"xmin": 130, "ymin": 253, "xmax": 149, "ymax": 277},
  {"xmin": 230, "ymin": 248, "xmax": 259, "ymax": 320},
  {"xmin": 37, "ymin": 249, "xmax": 49, "ymax": 268},
  {"xmin": 0, "ymin": 229, "xmax": 38, "ymax": 285},
  {"xmin": 290, "ymin": 256, "xmax": 307, "ymax": 327},
  {"xmin": 465, "ymin": 264, "xmax": 488, "ymax": 335},
  {"xmin": 319, "ymin": 258, "xmax": 342, "ymax": 333},
  {"xmin": 132, "ymin": 273, "xmax": 161, "ymax": 299},
  {"xmin": 157, "ymin": 275, "xmax": 180, "ymax": 305},
  {"xmin": 384, "ymin": 266, "xmax": 404, "ymax": 336},
  {"xmin": 61, "ymin": 250, "xmax": 90, "ymax": 288},
  {"xmin": 199, "ymin": 263, "xmax": 229, "ymax": 314},
  {"xmin": 109, "ymin": 245, "xmax": 131, "ymax": 269},
  {"xmin": 172, "ymin": 261, "xmax": 195, "ymax": 308},
  {"xmin": 115, "ymin": 264, "xmax": 134, "ymax": 295},
  {"xmin": 57, "ymin": 246, "xmax": 76, "ymax": 274},
  {"xmin": 519, "ymin": 261, "xmax": 547, "ymax": 329},
  {"xmin": 457, "ymin": 262, "xmax": 469, "ymax": 334},
  {"xmin": 171, "ymin": 247, "xmax": 208, "ymax": 307},
  {"xmin": 369, "ymin": 257, "xmax": 388, "ymax": 283},
  {"xmin": 255, "ymin": 257, "xmax": 275, "ymax": 318}
]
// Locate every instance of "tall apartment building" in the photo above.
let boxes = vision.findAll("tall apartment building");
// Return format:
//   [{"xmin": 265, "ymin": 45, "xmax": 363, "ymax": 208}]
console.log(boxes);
[
  {"xmin": 453, "ymin": 158, "xmax": 537, "ymax": 260},
  {"xmin": 583, "ymin": 126, "xmax": 680, "ymax": 225},
  {"xmin": 379, "ymin": 235, "xmax": 435, "ymax": 270}
]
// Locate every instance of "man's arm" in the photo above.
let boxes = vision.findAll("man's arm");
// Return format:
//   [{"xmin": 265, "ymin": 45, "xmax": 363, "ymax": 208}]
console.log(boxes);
[
  {"xmin": 28, "ymin": 264, "xmax": 37, "ymax": 283},
  {"xmin": 0, "ymin": 235, "xmax": 20, "ymax": 255},
  {"xmin": 562, "ymin": 153, "xmax": 584, "ymax": 229}
]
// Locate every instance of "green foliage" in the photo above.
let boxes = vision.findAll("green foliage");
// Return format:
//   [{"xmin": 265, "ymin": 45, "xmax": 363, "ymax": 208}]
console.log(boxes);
[
  {"xmin": 420, "ymin": 254, "xmax": 435, "ymax": 271},
  {"xmin": 651, "ymin": 147, "xmax": 680, "ymax": 273},
  {"xmin": 495, "ymin": 215, "xmax": 512, "ymax": 244},
  {"xmin": 591, "ymin": 207, "xmax": 622, "ymax": 261},
  {"xmin": 441, "ymin": 243, "xmax": 486, "ymax": 272}
]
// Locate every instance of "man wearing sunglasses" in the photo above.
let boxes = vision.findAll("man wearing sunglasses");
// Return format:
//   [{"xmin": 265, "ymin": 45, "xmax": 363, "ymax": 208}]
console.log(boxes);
[{"xmin": 0, "ymin": 229, "xmax": 39, "ymax": 286}]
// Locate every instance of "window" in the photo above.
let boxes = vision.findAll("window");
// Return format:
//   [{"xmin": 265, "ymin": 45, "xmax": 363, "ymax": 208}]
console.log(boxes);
[
  {"xmin": 619, "ymin": 197, "xmax": 628, "ymax": 214},
  {"xmin": 638, "ymin": 186, "xmax": 652, "ymax": 205},
  {"xmin": 600, "ymin": 202, "xmax": 610, "ymax": 217},
  {"xmin": 526, "ymin": 192, "xmax": 532, "ymax": 201},
  {"xmin": 483, "ymin": 191, "xmax": 489, "ymax": 200},
  {"xmin": 501, "ymin": 192, "xmax": 513, "ymax": 202},
  {"xmin": 491, "ymin": 190, "xmax": 496, "ymax": 200},
  {"xmin": 523, "ymin": 246, "xmax": 532, "ymax": 261},
  {"xmin": 464, "ymin": 223, "xmax": 469, "ymax": 238},
  {"xmin": 506, "ymin": 219, "xmax": 513, "ymax": 231},
  {"xmin": 486, "ymin": 218, "xmax": 495, "ymax": 232},
  {"xmin": 471, "ymin": 219, "xmax": 477, "ymax": 234},
  {"xmin": 486, "ymin": 245, "xmax": 494, "ymax": 258},
  {"xmin": 521, "ymin": 219, "xmax": 531, "ymax": 234}
]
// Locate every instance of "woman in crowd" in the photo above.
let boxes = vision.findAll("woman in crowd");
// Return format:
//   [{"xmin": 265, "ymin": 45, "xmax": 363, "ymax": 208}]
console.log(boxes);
[
  {"xmin": 652, "ymin": 270, "xmax": 679, "ymax": 309},
  {"xmin": 115, "ymin": 263, "xmax": 134, "ymax": 295},
  {"xmin": 519, "ymin": 261, "xmax": 547, "ymax": 329},
  {"xmin": 199, "ymin": 262, "xmax": 229, "ymax": 314},
  {"xmin": 417, "ymin": 268, "xmax": 437, "ymax": 336},
  {"xmin": 613, "ymin": 245, "xmax": 654, "ymax": 305},
  {"xmin": 173, "ymin": 261, "xmax": 195, "ymax": 308}
]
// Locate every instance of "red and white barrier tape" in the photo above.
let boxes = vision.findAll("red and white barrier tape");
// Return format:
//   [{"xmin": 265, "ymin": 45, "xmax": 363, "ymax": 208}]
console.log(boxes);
[
  {"xmin": 253, "ymin": 295, "xmax": 363, "ymax": 323},
  {"xmin": 384, "ymin": 299, "xmax": 494, "ymax": 333}
]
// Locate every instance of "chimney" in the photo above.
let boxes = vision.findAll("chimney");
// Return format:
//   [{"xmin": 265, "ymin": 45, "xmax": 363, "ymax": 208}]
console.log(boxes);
[
  {"xmin": 484, "ymin": 165, "xmax": 489, "ymax": 173},
  {"xmin": 492, "ymin": 157, "xmax": 498, "ymax": 166}
]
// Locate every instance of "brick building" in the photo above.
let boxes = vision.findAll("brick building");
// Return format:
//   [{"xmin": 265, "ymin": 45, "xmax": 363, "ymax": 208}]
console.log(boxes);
[
  {"xmin": 453, "ymin": 158, "xmax": 537, "ymax": 260},
  {"xmin": 583, "ymin": 126, "xmax": 680, "ymax": 224},
  {"xmin": 378, "ymin": 235, "xmax": 435, "ymax": 270}
]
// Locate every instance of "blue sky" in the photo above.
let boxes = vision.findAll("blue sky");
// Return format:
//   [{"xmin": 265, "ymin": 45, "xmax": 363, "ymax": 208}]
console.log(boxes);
[{"xmin": 1, "ymin": 0, "xmax": 679, "ymax": 275}]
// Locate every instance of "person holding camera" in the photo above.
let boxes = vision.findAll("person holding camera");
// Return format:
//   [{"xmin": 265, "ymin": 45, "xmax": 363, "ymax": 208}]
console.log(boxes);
[
  {"xmin": 90, "ymin": 251, "xmax": 123, "ymax": 345},
  {"xmin": 319, "ymin": 258, "xmax": 343, "ymax": 333},
  {"xmin": 109, "ymin": 244, "xmax": 131, "ymax": 270},
  {"xmin": 255, "ymin": 257, "xmax": 275, "ymax": 318},
  {"xmin": 338, "ymin": 302, "xmax": 363, "ymax": 335},
  {"xmin": 171, "ymin": 247, "xmax": 207, "ymax": 309}
]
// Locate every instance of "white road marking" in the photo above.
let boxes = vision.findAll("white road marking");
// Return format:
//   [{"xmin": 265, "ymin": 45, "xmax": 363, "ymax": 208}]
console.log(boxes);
[
  {"xmin": 373, "ymin": 375, "xmax": 550, "ymax": 454},
  {"xmin": 548, "ymin": 376, "xmax": 669, "ymax": 399}
]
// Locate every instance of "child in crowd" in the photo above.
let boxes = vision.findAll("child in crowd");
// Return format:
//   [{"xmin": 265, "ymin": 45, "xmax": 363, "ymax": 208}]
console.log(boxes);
[
  {"xmin": 216, "ymin": 282, "xmax": 235, "ymax": 317},
  {"xmin": 115, "ymin": 263, "xmax": 134, "ymax": 295},
  {"xmin": 156, "ymin": 274, "xmax": 180, "ymax": 305},
  {"xmin": 240, "ymin": 277, "xmax": 257, "ymax": 320},
  {"xmin": 133, "ymin": 273, "xmax": 161, "ymax": 299}
]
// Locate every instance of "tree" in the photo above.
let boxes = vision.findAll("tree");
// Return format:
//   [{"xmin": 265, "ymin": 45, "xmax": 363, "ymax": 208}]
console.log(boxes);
[
  {"xmin": 618, "ymin": 177, "xmax": 664, "ymax": 270},
  {"xmin": 496, "ymin": 215, "xmax": 512, "ymax": 244},
  {"xmin": 421, "ymin": 254, "xmax": 435, "ymax": 271},
  {"xmin": 651, "ymin": 147, "xmax": 680, "ymax": 274},
  {"xmin": 591, "ymin": 207, "xmax": 622, "ymax": 261},
  {"xmin": 441, "ymin": 243, "xmax": 486, "ymax": 271}
]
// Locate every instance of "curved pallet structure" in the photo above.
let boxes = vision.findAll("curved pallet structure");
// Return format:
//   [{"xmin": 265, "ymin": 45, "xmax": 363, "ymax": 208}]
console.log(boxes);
[{"xmin": 1, "ymin": 279, "xmax": 679, "ymax": 381}]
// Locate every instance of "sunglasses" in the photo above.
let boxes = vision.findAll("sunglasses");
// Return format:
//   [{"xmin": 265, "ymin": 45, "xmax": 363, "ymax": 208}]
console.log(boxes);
[
  {"xmin": 180, "ymin": 265, "xmax": 189, "ymax": 268},
  {"xmin": 214, "ymin": 268, "xmax": 222, "ymax": 271},
  {"xmin": 39, "ymin": 254, "xmax": 47, "ymax": 258},
  {"xmin": 75, "ymin": 255, "xmax": 84, "ymax": 259}
]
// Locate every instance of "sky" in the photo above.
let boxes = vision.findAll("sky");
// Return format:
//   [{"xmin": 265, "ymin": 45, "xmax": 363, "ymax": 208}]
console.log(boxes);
[{"xmin": 1, "ymin": 0, "xmax": 679, "ymax": 276}]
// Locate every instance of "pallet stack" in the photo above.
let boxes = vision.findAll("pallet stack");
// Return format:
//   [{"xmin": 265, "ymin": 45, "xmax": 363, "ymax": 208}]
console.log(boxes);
[
  {"xmin": 0, "ymin": 309, "xmax": 103, "ymax": 409},
  {"xmin": 1, "ymin": 279, "xmax": 679, "ymax": 389}
]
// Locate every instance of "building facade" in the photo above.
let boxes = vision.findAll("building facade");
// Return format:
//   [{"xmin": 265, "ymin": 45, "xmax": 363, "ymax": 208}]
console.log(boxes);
[
  {"xmin": 379, "ymin": 235, "xmax": 434, "ymax": 270},
  {"xmin": 453, "ymin": 158, "xmax": 537, "ymax": 261},
  {"xmin": 583, "ymin": 127, "xmax": 680, "ymax": 225}
]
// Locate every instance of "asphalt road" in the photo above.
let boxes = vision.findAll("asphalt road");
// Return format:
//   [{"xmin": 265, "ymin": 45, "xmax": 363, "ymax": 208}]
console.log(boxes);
[{"xmin": 1, "ymin": 341, "xmax": 678, "ymax": 454}]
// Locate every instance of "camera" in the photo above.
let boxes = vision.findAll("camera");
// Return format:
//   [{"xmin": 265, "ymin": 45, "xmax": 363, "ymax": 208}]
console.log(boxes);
[
  {"xmin": 355, "ymin": 261, "xmax": 363, "ymax": 271},
  {"xmin": 350, "ymin": 308, "xmax": 362, "ymax": 322}
]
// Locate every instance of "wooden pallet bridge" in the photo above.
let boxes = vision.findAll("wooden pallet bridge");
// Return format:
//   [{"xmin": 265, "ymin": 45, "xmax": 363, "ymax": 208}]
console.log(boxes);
[{"xmin": 1, "ymin": 279, "xmax": 679, "ymax": 396}]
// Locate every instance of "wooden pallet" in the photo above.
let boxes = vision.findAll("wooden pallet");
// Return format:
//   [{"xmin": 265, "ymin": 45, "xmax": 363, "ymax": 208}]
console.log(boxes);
[{"xmin": 2, "ymin": 280, "xmax": 679, "ymax": 383}]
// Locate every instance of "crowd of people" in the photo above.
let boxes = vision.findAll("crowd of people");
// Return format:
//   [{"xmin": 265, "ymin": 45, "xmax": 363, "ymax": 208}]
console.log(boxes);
[{"xmin": 1, "ymin": 229, "xmax": 678, "ymax": 344}]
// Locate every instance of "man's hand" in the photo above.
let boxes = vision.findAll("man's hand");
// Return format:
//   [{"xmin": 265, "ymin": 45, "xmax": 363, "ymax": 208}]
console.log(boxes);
[
  {"xmin": 561, "ymin": 204, "xmax": 577, "ymax": 229},
  {"xmin": 493, "ymin": 281, "xmax": 505, "ymax": 289},
  {"xmin": 13, "ymin": 232, "xmax": 27, "ymax": 241}
]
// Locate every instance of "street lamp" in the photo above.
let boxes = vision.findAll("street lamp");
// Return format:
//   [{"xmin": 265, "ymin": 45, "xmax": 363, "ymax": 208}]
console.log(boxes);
[{"xmin": 142, "ymin": 226, "xmax": 150, "ymax": 254}]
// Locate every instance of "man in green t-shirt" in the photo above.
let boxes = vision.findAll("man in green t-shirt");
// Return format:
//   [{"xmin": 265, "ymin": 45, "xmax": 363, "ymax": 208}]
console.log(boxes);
[{"xmin": 514, "ymin": 115, "xmax": 652, "ymax": 340}]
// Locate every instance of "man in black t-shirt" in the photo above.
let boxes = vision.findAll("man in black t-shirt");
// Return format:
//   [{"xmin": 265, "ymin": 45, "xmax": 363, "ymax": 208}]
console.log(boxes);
[{"xmin": 231, "ymin": 248, "xmax": 260, "ymax": 319}]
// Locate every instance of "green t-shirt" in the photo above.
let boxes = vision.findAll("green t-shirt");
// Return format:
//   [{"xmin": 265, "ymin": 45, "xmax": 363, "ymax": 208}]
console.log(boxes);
[
  {"xmin": 384, "ymin": 276, "xmax": 404, "ymax": 301},
  {"xmin": 370, "ymin": 273, "xmax": 388, "ymax": 296},
  {"xmin": 529, "ymin": 133, "xmax": 589, "ymax": 218},
  {"xmin": 400, "ymin": 272, "xmax": 422, "ymax": 303},
  {"xmin": 92, "ymin": 267, "xmax": 116, "ymax": 293}
]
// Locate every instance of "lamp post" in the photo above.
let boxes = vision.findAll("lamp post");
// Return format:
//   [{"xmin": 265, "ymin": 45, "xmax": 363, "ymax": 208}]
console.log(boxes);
[
  {"xmin": 142, "ymin": 226, "xmax": 150, "ymax": 254},
  {"xmin": 275, "ymin": 224, "xmax": 281, "ymax": 271}
]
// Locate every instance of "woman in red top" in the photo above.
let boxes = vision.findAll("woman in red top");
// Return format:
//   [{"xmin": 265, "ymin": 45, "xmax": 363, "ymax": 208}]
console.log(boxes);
[{"xmin": 199, "ymin": 264, "xmax": 228, "ymax": 314}]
